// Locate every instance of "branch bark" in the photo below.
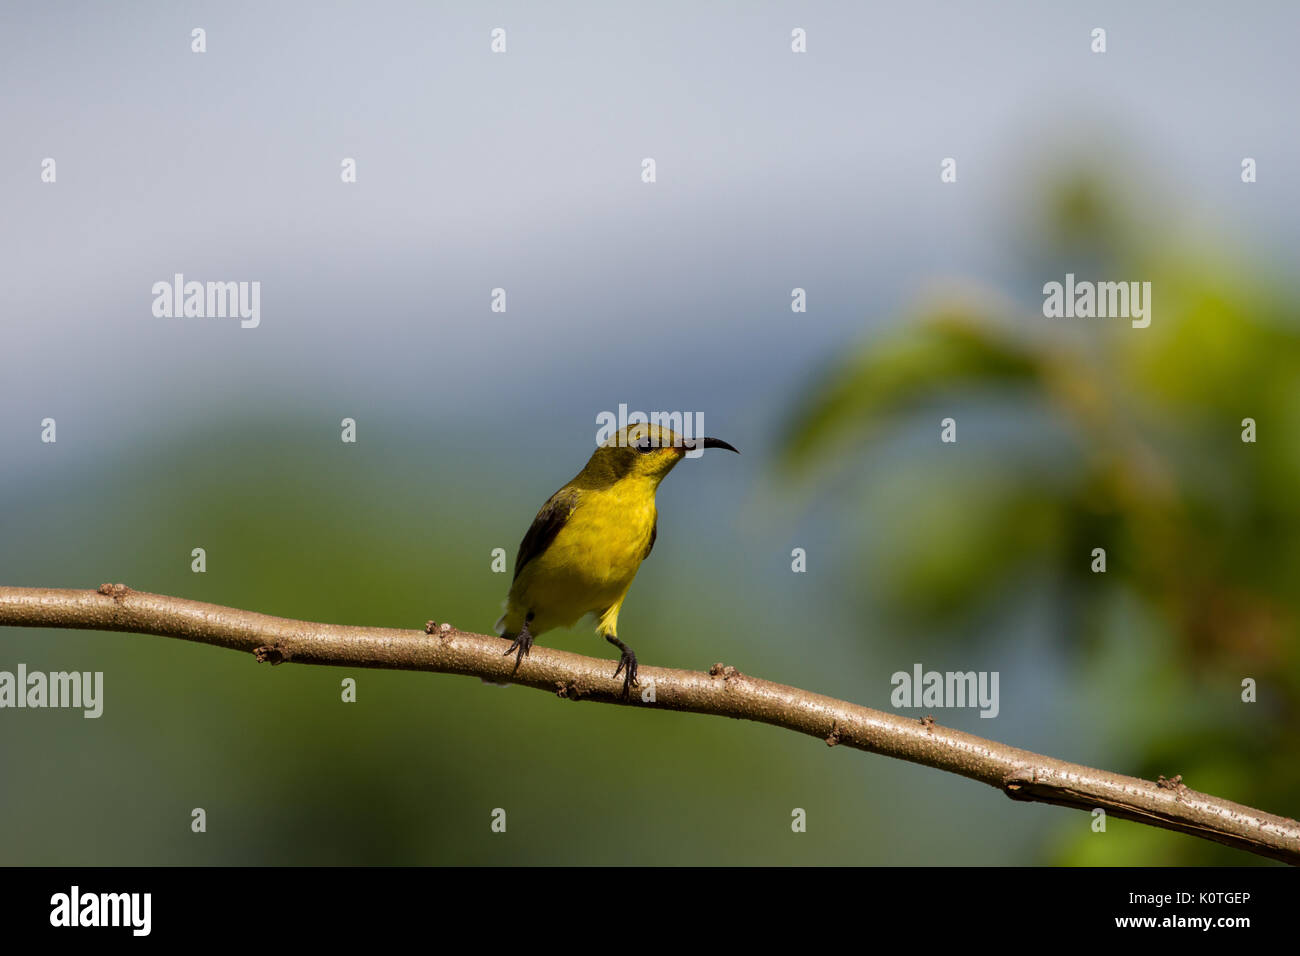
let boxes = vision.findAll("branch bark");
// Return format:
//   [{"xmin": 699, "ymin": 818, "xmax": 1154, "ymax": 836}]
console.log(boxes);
[{"xmin": 2, "ymin": 584, "xmax": 1296, "ymax": 864}]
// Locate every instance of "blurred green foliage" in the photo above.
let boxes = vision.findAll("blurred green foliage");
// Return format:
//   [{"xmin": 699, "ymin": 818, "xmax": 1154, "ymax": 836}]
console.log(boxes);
[{"xmin": 781, "ymin": 168, "xmax": 1300, "ymax": 863}]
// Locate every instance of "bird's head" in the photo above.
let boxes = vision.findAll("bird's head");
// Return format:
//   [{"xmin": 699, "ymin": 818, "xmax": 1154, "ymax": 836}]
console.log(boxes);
[{"xmin": 577, "ymin": 423, "xmax": 739, "ymax": 487}]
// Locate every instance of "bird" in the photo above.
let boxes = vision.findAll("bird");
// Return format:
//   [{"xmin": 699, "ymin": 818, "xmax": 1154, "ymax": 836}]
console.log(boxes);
[{"xmin": 495, "ymin": 422, "xmax": 739, "ymax": 697}]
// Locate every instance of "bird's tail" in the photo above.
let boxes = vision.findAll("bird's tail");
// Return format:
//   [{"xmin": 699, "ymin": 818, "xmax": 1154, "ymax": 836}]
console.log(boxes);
[{"xmin": 495, "ymin": 599, "xmax": 532, "ymax": 639}]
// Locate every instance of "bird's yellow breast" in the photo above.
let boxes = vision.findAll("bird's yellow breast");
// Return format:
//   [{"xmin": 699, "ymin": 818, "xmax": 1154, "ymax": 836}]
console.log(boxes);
[{"xmin": 506, "ymin": 482, "xmax": 657, "ymax": 635}]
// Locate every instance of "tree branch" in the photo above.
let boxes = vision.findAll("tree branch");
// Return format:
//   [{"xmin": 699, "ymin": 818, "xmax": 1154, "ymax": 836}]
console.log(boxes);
[{"xmin": 2, "ymin": 584, "xmax": 1296, "ymax": 864}]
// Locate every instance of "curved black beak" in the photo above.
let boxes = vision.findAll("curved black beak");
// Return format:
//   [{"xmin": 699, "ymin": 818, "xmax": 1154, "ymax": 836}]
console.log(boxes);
[{"xmin": 694, "ymin": 437, "xmax": 739, "ymax": 454}]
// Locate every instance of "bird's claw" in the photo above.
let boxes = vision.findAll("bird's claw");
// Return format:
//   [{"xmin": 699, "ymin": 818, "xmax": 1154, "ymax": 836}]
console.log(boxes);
[
  {"xmin": 503, "ymin": 628, "xmax": 533, "ymax": 674},
  {"xmin": 612, "ymin": 648, "xmax": 639, "ymax": 699}
]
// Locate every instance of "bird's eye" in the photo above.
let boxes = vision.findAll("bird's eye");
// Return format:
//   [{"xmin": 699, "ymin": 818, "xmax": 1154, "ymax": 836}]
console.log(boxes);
[{"xmin": 634, "ymin": 435, "xmax": 657, "ymax": 452}]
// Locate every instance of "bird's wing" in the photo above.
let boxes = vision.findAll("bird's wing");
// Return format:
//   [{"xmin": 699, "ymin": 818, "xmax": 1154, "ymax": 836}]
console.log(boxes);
[
  {"xmin": 513, "ymin": 487, "xmax": 581, "ymax": 582},
  {"xmin": 643, "ymin": 516, "xmax": 657, "ymax": 560}
]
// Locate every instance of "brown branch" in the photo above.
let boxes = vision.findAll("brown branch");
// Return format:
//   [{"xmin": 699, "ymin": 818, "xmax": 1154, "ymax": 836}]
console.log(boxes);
[{"xmin": 2, "ymin": 584, "xmax": 1297, "ymax": 864}]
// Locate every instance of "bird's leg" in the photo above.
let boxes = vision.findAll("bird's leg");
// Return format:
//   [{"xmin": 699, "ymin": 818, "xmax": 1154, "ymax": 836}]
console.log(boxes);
[
  {"xmin": 605, "ymin": 634, "xmax": 639, "ymax": 699},
  {"xmin": 503, "ymin": 613, "xmax": 534, "ymax": 673}
]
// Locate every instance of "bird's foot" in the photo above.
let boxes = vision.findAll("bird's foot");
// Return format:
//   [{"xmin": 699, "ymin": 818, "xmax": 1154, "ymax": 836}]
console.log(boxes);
[
  {"xmin": 606, "ymin": 635, "xmax": 639, "ymax": 699},
  {"xmin": 503, "ymin": 624, "xmax": 534, "ymax": 674}
]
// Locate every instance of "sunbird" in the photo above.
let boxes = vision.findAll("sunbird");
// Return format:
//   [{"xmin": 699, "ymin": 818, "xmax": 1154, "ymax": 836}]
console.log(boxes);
[{"xmin": 496, "ymin": 423, "xmax": 739, "ymax": 696}]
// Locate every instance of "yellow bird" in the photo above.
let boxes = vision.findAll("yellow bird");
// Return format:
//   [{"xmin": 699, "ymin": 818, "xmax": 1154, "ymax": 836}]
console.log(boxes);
[{"xmin": 496, "ymin": 422, "xmax": 739, "ymax": 696}]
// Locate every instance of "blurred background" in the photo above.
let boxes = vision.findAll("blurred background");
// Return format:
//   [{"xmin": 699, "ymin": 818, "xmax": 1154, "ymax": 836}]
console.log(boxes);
[{"xmin": 2, "ymin": 1, "xmax": 1297, "ymax": 864}]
